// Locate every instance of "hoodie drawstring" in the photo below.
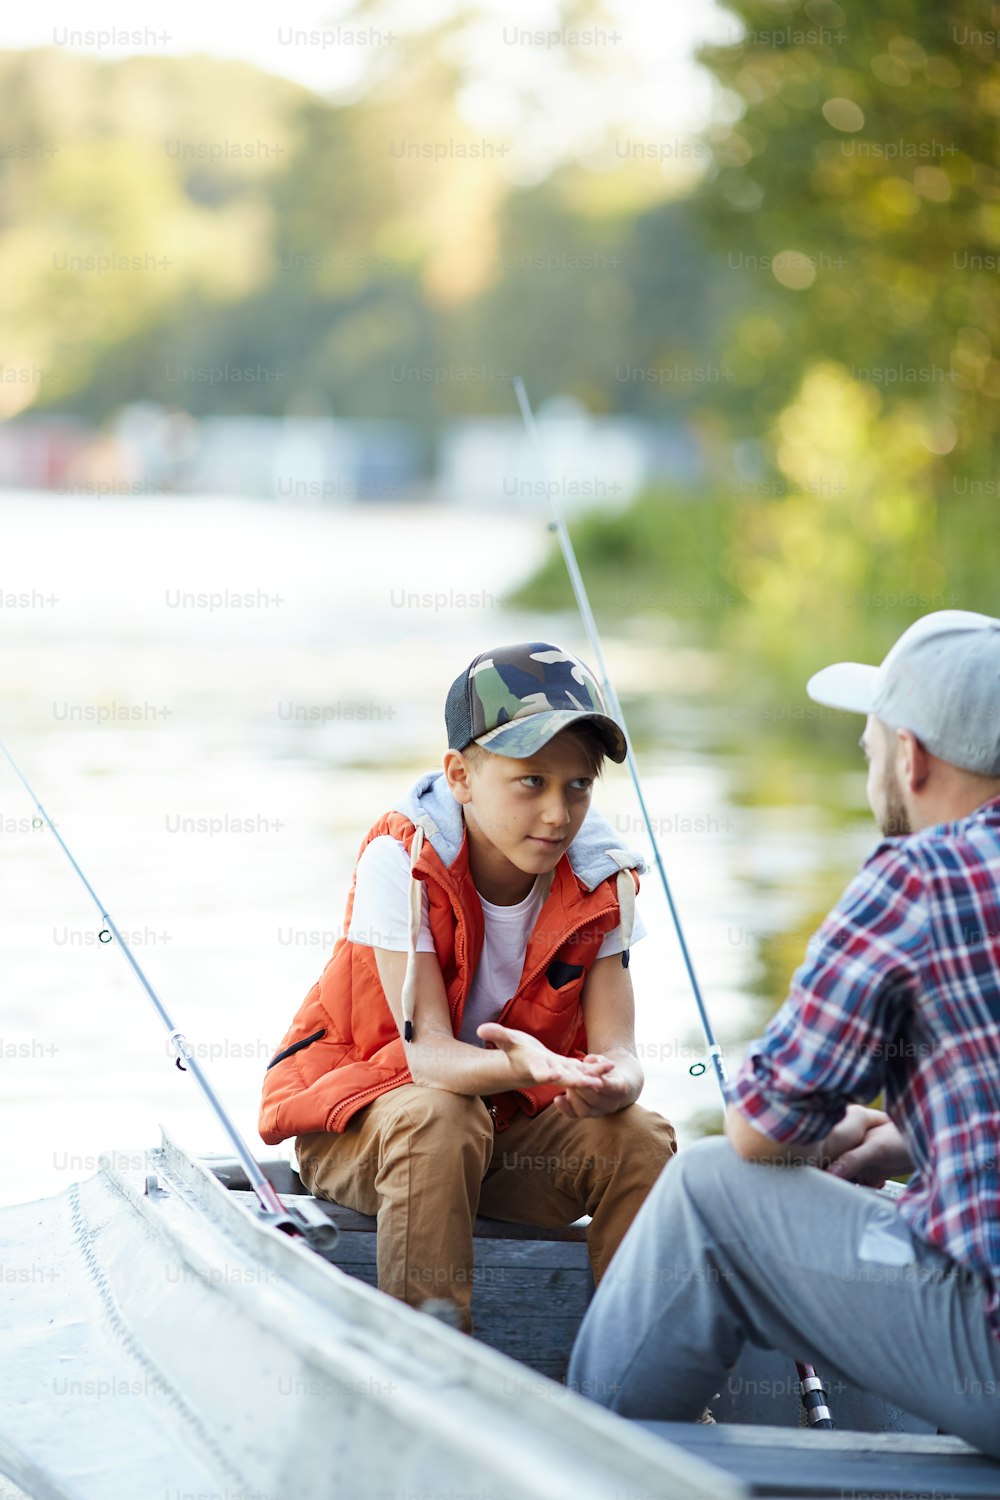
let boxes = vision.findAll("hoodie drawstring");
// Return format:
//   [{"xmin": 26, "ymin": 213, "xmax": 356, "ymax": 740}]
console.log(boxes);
[
  {"xmin": 400, "ymin": 822, "xmax": 638, "ymax": 1037},
  {"xmin": 606, "ymin": 849, "xmax": 637, "ymax": 968},
  {"xmin": 400, "ymin": 826, "xmax": 426, "ymax": 1042}
]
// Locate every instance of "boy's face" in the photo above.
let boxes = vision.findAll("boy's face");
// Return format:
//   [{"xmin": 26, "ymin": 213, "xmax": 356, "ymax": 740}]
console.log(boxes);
[{"xmin": 444, "ymin": 731, "xmax": 596, "ymax": 894}]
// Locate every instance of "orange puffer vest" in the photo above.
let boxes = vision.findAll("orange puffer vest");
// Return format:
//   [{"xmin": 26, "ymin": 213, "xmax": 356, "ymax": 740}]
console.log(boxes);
[{"xmin": 258, "ymin": 772, "xmax": 642, "ymax": 1144}]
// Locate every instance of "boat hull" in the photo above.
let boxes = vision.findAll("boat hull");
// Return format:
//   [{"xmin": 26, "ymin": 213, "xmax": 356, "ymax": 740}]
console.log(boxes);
[{"xmin": 0, "ymin": 1132, "xmax": 739, "ymax": 1500}]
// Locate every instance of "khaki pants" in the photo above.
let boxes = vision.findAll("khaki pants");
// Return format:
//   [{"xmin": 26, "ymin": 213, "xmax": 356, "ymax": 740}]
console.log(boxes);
[{"xmin": 296, "ymin": 1085, "xmax": 678, "ymax": 1332}]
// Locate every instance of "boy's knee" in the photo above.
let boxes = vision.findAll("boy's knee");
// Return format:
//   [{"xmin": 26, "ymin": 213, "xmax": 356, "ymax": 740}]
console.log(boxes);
[
  {"xmin": 584, "ymin": 1105, "xmax": 678, "ymax": 1179},
  {"xmin": 397, "ymin": 1086, "xmax": 493, "ymax": 1144},
  {"xmin": 617, "ymin": 1104, "xmax": 678, "ymax": 1159}
]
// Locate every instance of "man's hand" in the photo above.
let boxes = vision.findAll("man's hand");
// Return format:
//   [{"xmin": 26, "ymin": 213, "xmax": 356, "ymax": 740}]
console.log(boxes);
[
  {"xmin": 476, "ymin": 1023, "xmax": 613, "ymax": 1092},
  {"xmin": 823, "ymin": 1104, "xmax": 913, "ymax": 1187},
  {"xmin": 727, "ymin": 1100, "xmax": 911, "ymax": 1175}
]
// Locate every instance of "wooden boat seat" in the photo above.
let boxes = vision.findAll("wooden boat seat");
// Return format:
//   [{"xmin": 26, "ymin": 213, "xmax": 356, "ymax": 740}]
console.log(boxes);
[
  {"xmin": 652, "ymin": 1422, "xmax": 1000, "ymax": 1499},
  {"xmin": 213, "ymin": 1156, "xmax": 593, "ymax": 1381}
]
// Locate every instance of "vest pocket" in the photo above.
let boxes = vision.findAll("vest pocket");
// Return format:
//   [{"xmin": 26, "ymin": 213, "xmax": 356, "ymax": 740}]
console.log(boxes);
[
  {"xmin": 266, "ymin": 1028, "xmax": 327, "ymax": 1070},
  {"xmin": 545, "ymin": 959, "xmax": 585, "ymax": 990}
]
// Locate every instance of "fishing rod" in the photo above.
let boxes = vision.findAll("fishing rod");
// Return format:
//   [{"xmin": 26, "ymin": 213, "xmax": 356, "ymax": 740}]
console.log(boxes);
[
  {"xmin": 0, "ymin": 738, "xmax": 338, "ymax": 1259},
  {"xmin": 512, "ymin": 377, "xmax": 724, "ymax": 1096},
  {"xmin": 511, "ymin": 377, "xmax": 833, "ymax": 1429}
]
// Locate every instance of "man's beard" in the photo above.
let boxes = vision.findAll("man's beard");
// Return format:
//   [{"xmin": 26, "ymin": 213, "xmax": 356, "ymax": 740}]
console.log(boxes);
[{"xmin": 879, "ymin": 766, "xmax": 912, "ymax": 838}]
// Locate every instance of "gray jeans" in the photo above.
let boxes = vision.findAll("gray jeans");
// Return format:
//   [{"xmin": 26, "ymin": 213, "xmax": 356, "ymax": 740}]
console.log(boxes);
[{"xmin": 568, "ymin": 1136, "xmax": 1000, "ymax": 1459}]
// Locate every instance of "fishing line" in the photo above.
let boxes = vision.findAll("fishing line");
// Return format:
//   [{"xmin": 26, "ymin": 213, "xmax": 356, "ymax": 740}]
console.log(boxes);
[
  {"xmin": 0, "ymin": 738, "xmax": 337, "ymax": 1254},
  {"xmin": 511, "ymin": 378, "xmax": 833, "ymax": 1428},
  {"xmin": 513, "ymin": 376, "xmax": 724, "ymax": 1088}
]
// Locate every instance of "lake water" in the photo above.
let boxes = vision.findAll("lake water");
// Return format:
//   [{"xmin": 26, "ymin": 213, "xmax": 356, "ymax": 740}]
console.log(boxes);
[{"xmin": 0, "ymin": 490, "xmax": 877, "ymax": 1207}]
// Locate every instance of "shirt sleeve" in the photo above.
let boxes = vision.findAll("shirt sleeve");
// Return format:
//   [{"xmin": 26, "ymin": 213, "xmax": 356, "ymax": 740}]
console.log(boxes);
[
  {"xmin": 596, "ymin": 904, "xmax": 647, "ymax": 958},
  {"xmin": 725, "ymin": 842, "xmax": 928, "ymax": 1143},
  {"xmin": 346, "ymin": 835, "xmax": 435, "ymax": 952}
]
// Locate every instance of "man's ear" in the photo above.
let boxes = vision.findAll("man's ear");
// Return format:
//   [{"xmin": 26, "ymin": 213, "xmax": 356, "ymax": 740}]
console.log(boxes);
[
  {"xmin": 443, "ymin": 749, "xmax": 473, "ymax": 804},
  {"xmin": 897, "ymin": 728, "xmax": 930, "ymax": 793}
]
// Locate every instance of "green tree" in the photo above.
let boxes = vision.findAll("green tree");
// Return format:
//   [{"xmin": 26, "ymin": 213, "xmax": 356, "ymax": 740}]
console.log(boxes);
[{"xmin": 694, "ymin": 0, "xmax": 1000, "ymax": 483}]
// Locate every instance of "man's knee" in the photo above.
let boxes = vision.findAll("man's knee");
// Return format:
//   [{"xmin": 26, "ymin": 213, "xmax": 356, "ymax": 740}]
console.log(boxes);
[
  {"xmin": 673, "ymin": 1133, "xmax": 736, "ymax": 1181},
  {"xmin": 666, "ymin": 1134, "xmax": 748, "ymax": 1220}
]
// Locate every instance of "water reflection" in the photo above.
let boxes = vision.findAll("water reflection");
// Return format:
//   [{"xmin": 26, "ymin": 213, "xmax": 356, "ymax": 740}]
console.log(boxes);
[{"xmin": 1, "ymin": 492, "xmax": 876, "ymax": 1205}]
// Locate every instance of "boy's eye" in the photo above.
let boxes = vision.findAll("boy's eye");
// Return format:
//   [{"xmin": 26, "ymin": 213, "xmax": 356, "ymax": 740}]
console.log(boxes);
[
  {"xmin": 518, "ymin": 775, "xmax": 593, "ymax": 792},
  {"xmin": 515, "ymin": 774, "xmax": 593, "ymax": 798}
]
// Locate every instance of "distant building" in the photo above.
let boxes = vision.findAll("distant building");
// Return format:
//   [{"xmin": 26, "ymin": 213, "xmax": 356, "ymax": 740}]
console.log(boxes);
[
  {"xmin": 0, "ymin": 416, "xmax": 93, "ymax": 491},
  {"xmin": 438, "ymin": 407, "xmax": 704, "ymax": 513},
  {"xmin": 0, "ymin": 400, "xmax": 702, "ymax": 506}
]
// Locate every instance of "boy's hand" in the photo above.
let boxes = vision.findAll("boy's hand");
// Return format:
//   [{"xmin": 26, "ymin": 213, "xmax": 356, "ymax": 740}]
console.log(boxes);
[
  {"xmin": 476, "ymin": 1023, "xmax": 612, "ymax": 1091},
  {"xmin": 552, "ymin": 1055, "xmax": 636, "ymax": 1118}
]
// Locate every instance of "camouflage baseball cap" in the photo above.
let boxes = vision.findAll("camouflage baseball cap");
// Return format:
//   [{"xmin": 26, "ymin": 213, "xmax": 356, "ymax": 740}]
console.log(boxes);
[{"xmin": 445, "ymin": 643, "xmax": 627, "ymax": 762}]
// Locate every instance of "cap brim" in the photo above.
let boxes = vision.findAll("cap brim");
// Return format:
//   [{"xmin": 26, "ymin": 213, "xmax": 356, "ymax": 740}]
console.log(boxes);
[
  {"xmin": 474, "ymin": 709, "xmax": 628, "ymax": 763},
  {"xmin": 806, "ymin": 661, "xmax": 879, "ymax": 714}
]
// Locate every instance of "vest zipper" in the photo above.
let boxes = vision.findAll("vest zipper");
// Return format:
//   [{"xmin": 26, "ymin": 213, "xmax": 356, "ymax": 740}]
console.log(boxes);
[
  {"xmin": 327, "ymin": 1072, "xmax": 408, "ymax": 1132},
  {"xmin": 327, "ymin": 852, "xmax": 474, "ymax": 1132},
  {"xmin": 451, "ymin": 894, "xmax": 472, "ymax": 1032},
  {"xmin": 411, "ymin": 844, "xmax": 477, "ymax": 1034}
]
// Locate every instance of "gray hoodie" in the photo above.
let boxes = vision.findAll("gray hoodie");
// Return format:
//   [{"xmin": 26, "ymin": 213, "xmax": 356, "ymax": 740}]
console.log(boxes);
[{"xmin": 391, "ymin": 772, "xmax": 646, "ymax": 1037}]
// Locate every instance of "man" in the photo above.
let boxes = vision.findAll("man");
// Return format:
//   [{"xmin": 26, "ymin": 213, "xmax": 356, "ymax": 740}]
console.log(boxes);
[{"xmin": 569, "ymin": 611, "xmax": 1000, "ymax": 1459}]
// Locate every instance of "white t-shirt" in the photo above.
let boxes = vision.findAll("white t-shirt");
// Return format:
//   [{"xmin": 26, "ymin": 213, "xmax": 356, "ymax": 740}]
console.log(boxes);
[{"xmin": 347, "ymin": 835, "xmax": 646, "ymax": 1045}]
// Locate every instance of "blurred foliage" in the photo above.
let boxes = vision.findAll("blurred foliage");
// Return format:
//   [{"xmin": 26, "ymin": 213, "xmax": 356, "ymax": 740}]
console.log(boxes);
[
  {"xmin": 1, "ymin": 1, "xmax": 997, "ymax": 692},
  {"xmin": 513, "ymin": 472, "xmax": 997, "ymax": 713},
  {"xmin": 684, "ymin": 0, "xmax": 1000, "ymax": 681},
  {"xmin": 696, "ymin": 0, "xmax": 1000, "ymax": 480},
  {"xmin": 518, "ymin": 0, "xmax": 1000, "ymax": 695},
  {"xmin": 0, "ymin": 35, "xmax": 726, "ymax": 426},
  {"xmin": 509, "ymin": 485, "xmax": 745, "ymax": 617}
]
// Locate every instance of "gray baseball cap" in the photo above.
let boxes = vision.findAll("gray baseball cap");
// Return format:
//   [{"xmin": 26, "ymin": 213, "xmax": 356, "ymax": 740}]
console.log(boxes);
[{"xmin": 806, "ymin": 610, "xmax": 1000, "ymax": 775}]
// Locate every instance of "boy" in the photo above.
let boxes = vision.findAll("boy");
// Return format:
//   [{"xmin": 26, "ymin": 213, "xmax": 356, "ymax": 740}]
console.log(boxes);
[{"xmin": 260, "ymin": 642, "xmax": 677, "ymax": 1330}]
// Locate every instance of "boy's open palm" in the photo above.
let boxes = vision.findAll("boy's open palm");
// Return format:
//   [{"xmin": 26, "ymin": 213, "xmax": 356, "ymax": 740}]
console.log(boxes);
[{"xmin": 477, "ymin": 1022, "xmax": 613, "ymax": 1091}]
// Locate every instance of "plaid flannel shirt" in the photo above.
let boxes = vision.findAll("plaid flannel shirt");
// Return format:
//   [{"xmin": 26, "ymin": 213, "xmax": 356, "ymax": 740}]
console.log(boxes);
[{"xmin": 727, "ymin": 795, "xmax": 1000, "ymax": 1339}]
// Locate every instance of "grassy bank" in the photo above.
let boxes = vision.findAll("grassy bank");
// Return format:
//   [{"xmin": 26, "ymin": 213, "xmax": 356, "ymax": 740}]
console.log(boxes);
[{"xmin": 510, "ymin": 481, "xmax": 998, "ymax": 749}]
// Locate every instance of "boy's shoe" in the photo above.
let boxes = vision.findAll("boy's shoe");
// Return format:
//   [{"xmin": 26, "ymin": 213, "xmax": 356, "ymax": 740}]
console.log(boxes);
[{"xmin": 419, "ymin": 1297, "xmax": 466, "ymax": 1331}]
